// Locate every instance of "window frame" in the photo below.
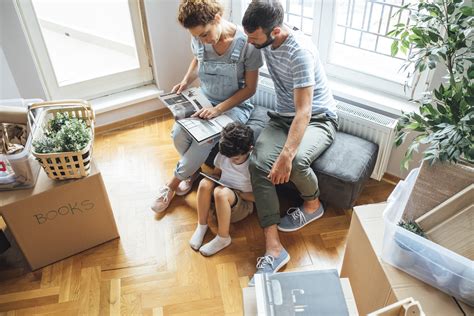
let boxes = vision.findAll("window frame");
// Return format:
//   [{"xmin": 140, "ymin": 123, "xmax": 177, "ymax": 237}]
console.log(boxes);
[
  {"xmin": 15, "ymin": 0, "xmax": 154, "ymax": 100},
  {"xmin": 315, "ymin": 0, "xmax": 432, "ymax": 99},
  {"xmin": 236, "ymin": 0, "xmax": 433, "ymax": 101}
]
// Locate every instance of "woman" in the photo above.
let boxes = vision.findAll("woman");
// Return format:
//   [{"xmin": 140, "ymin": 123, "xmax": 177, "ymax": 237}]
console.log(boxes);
[{"xmin": 151, "ymin": 0, "xmax": 262, "ymax": 213}]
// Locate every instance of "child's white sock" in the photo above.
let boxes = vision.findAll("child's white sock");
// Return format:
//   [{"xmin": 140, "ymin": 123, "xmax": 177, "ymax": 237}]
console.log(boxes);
[
  {"xmin": 189, "ymin": 224, "xmax": 208, "ymax": 250},
  {"xmin": 199, "ymin": 235, "xmax": 231, "ymax": 256}
]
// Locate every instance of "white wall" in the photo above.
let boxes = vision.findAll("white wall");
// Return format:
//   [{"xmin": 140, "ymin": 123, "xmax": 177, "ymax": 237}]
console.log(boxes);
[
  {"xmin": 144, "ymin": 0, "xmax": 194, "ymax": 92},
  {"xmin": 0, "ymin": 0, "xmax": 47, "ymax": 100},
  {"xmin": 0, "ymin": 47, "xmax": 21, "ymax": 100}
]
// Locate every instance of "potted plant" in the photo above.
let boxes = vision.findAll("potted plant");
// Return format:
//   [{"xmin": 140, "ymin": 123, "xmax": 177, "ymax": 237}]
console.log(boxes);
[
  {"xmin": 30, "ymin": 100, "xmax": 95, "ymax": 181},
  {"xmin": 33, "ymin": 112, "xmax": 91, "ymax": 155},
  {"xmin": 388, "ymin": 0, "xmax": 473, "ymax": 221}
]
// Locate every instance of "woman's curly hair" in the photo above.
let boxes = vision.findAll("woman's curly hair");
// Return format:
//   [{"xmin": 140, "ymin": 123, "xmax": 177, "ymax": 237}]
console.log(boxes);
[{"xmin": 178, "ymin": 0, "xmax": 224, "ymax": 28}]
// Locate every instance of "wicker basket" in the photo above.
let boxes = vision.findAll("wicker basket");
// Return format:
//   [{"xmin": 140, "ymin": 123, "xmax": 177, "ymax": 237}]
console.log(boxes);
[{"xmin": 29, "ymin": 100, "xmax": 95, "ymax": 180}]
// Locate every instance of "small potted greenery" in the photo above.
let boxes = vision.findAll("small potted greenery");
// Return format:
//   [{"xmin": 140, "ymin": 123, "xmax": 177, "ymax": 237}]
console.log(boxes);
[
  {"xmin": 33, "ymin": 112, "xmax": 91, "ymax": 155},
  {"xmin": 31, "ymin": 102, "xmax": 94, "ymax": 180},
  {"xmin": 388, "ymin": 0, "xmax": 473, "ymax": 221}
]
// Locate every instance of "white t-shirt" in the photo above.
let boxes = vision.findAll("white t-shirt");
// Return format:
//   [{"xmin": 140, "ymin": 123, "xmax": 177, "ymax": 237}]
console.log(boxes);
[{"xmin": 214, "ymin": 153, "xmax": 252, "ymax": 193}]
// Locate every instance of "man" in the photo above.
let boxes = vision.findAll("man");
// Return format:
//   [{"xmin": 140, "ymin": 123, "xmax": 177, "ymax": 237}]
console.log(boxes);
[{"xmin": 242, "ymin": 1, "xmax": 338, "ymax": 284}]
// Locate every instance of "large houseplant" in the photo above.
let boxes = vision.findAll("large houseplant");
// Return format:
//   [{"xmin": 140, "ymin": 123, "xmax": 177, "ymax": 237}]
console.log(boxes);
[
  {"xmin": 388, "ymin": 0, "xmax": 473, "ymax": 220},
  {"xmin": 389, "ymin": 0, "xmax": 473, "ymax": 168}
]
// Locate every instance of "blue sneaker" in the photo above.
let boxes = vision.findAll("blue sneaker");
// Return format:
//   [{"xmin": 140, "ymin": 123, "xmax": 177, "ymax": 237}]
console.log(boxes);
[
  {"xmin": 248, "ymin": 248, "xmax": 290, "ymax": 287},
  {"xmin": 277, "ymin": 204, "xmax": 324, "ymax": 232}
]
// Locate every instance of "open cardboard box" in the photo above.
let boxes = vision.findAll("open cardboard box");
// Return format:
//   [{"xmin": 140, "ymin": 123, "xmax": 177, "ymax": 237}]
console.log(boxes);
[
  {"xmin": 0, "ymin": 161, "xmax": 119, "ymax": 270},
  {"xmin": 341, "ymin": 203, "xmax": 472, "ymax": 315}
]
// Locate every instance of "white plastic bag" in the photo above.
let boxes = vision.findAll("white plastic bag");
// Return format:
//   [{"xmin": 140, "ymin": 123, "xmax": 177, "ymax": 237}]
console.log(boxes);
[{"xmin": 383, "ymin": 167, "xmax": 419, "ymax": 224}]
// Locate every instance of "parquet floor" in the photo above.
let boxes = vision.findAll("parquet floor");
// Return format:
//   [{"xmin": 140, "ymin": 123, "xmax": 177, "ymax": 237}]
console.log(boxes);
[{"xmin": 0, "ymin": 113, "xmax": 396, "ymax": 315}]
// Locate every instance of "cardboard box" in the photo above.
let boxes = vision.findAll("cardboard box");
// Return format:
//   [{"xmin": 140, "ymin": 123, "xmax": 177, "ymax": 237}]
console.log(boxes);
[
  {"xmin": 341, "ymin": 203, "xmax": 466, "ymax": 315},
  {"xmin": 0, "ymin": 162, "xmax": 119, "ymax": 269}
]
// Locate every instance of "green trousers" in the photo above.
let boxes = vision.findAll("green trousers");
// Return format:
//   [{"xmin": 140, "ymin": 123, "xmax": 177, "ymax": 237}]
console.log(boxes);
[{"xmin": 249, "ymin": 111, "xmax": 337, "ymax": 228}]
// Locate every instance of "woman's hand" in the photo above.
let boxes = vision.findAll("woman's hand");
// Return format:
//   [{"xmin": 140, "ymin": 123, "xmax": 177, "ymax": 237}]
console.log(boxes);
[
  {"xmin": 171, "ymin": 81, "xmax": 188, "ymax": 94},
  {"xmin": 191, "ymin": 106, "xmax": 222, "ymax": 119}
]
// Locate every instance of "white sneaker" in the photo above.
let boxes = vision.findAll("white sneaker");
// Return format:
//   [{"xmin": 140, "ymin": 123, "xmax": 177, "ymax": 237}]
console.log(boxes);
[
  {"xmin": 175, "ymin": 171, "xmax": 200, "ymax": 196},
  {"xmin": 151, "ymin": 185, "xmax": 175, "ymax": 213}
]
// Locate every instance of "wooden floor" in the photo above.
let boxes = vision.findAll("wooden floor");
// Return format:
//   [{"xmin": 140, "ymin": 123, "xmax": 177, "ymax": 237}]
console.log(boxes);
[{"xmin": 0, "ymin": 114, "xmax": 396, "ymax": 315}]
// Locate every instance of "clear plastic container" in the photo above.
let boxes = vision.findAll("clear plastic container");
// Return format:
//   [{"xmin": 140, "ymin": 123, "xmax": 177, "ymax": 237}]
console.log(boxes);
[
  {"xmin": 382, "ymin": 168, "xmax": 474, "ymax": 306},
  {"xmin": 0, "ymin": 99, "xmax": 42, "ymax": 190}
]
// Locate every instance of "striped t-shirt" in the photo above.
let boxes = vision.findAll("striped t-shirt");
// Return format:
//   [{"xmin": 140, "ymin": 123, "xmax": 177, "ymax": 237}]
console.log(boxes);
[{"xmin": 263, "ymin": 30, "xmax": 337, "ymax": 118}]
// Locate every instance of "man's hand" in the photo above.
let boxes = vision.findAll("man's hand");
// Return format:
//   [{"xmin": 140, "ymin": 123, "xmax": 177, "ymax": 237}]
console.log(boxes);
[
  {"xmin": 268, "ymin": 151, "xmax": 293, "ymax": 185},
  {"xmin": 191, "ymin": 106, "xmax": 222, "ymax": 119}
]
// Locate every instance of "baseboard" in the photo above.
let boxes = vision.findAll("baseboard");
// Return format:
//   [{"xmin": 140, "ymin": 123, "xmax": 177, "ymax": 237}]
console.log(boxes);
[
  {"xmin": 95, "ymin": 108, "xmax": 168, "ymax": 134},
  {"xmin": 382, "ymin": 173, "xmax": 401, "ymax": 185}
]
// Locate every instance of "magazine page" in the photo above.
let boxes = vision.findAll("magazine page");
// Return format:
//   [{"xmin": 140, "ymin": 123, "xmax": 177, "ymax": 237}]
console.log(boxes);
[
  {"xmin": 255, "ymin": 269, "xmax": 349, "ymax": 316},
  {"xmin": 159, "ymin": 87, "xmax": 212, "ymax": 120},
  {"xmin": 177, "ymin": 114, "xmax": 234, "ymax": 145}
]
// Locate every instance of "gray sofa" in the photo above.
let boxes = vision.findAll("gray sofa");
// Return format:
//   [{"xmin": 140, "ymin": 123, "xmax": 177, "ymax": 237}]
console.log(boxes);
[{"xmin": 206, "ymin": 103, "xmax": 378, "ymax": 210}]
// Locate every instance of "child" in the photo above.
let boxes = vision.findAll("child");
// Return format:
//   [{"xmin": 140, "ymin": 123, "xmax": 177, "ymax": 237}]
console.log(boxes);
[{"xmin": 189, "ymin": 122, "xmax": 255, "ymax": 256}]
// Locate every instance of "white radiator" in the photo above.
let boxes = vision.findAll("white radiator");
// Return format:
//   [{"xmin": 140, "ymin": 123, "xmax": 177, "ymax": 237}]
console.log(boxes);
[{"xmin": 250, "ymin": 79, "xmax": 397, "ymax": 181}]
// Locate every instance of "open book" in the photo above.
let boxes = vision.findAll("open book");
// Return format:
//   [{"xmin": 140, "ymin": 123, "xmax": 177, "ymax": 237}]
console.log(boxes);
[
  {"xmin": 159, "ymin": 88, "xmax": 233, "ymax": 144},
  {"xmin": 254, "ymin": 269, "xmax": 349, "ymax": 316}
]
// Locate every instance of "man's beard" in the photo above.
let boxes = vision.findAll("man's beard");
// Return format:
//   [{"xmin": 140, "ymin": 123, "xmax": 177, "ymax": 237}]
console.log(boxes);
[{"xmin": 254, "ymin": 34, "xmax": 274, "ymax": 49}]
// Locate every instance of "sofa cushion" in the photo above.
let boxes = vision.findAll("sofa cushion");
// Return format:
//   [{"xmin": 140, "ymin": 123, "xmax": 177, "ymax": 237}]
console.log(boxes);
[{"xmin": 312, "ymin": 132, "xmax": 378, "ymax": 209}]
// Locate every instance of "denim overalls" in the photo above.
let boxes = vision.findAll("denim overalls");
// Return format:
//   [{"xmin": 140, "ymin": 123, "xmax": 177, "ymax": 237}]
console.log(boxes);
[{"xmin": 172, "ymin": 35, "xmax": 253, "ymax": 181}]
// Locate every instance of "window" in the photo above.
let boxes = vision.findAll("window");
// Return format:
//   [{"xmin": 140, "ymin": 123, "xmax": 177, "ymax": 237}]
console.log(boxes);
[
  {"xmin": 15, "ymin": 0, "xmax": 153, "ymax": 100},
  {"xmin": 238, "ymin": 0, "xmax": 428, "ymax": 99}
]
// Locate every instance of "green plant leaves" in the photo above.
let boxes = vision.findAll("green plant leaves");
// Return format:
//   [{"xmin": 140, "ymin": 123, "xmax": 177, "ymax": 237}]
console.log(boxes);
[
  {"xmin": 398, "ymin": 220, "xmax": 426, "ymax": 237},
  {"xmin": 33, "ymin": 112, "xmax": 91, "ymax": 154},
  {"xmin": 389, "ymin": 0, "xmax": 473, "ymax": 167},
  {"xmin": 391, "ymin": 41, "xmax": 399, "ymax": 56}
]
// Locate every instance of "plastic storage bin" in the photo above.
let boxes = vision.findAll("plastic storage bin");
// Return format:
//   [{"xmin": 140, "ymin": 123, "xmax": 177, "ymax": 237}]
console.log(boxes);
[
  {"xmin": 0, "ymin": 99, "xmax": 42, "ymax": 190},
  {"xmin": 382, "ymin": 168, "xmax": 474, "ymax": 306}
]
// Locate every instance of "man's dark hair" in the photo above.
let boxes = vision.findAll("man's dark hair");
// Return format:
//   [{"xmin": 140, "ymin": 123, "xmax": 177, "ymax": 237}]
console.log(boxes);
[
  {"xmin": 219, "ymin": 122, "xmax": 254, "ymax": 158},
  {"xmin": 242, "ymin": 1, "xmax": 284, "ymax": 34}
]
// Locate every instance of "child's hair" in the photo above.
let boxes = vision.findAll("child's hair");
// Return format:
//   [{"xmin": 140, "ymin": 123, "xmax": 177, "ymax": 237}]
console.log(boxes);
[
  {"xmin": 178, "ymin": 0, "xmax": 224, "ymax": 29},
  {"xmin": 219, "ymin": 123, "xmax": 254, "ymax": 158}
]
